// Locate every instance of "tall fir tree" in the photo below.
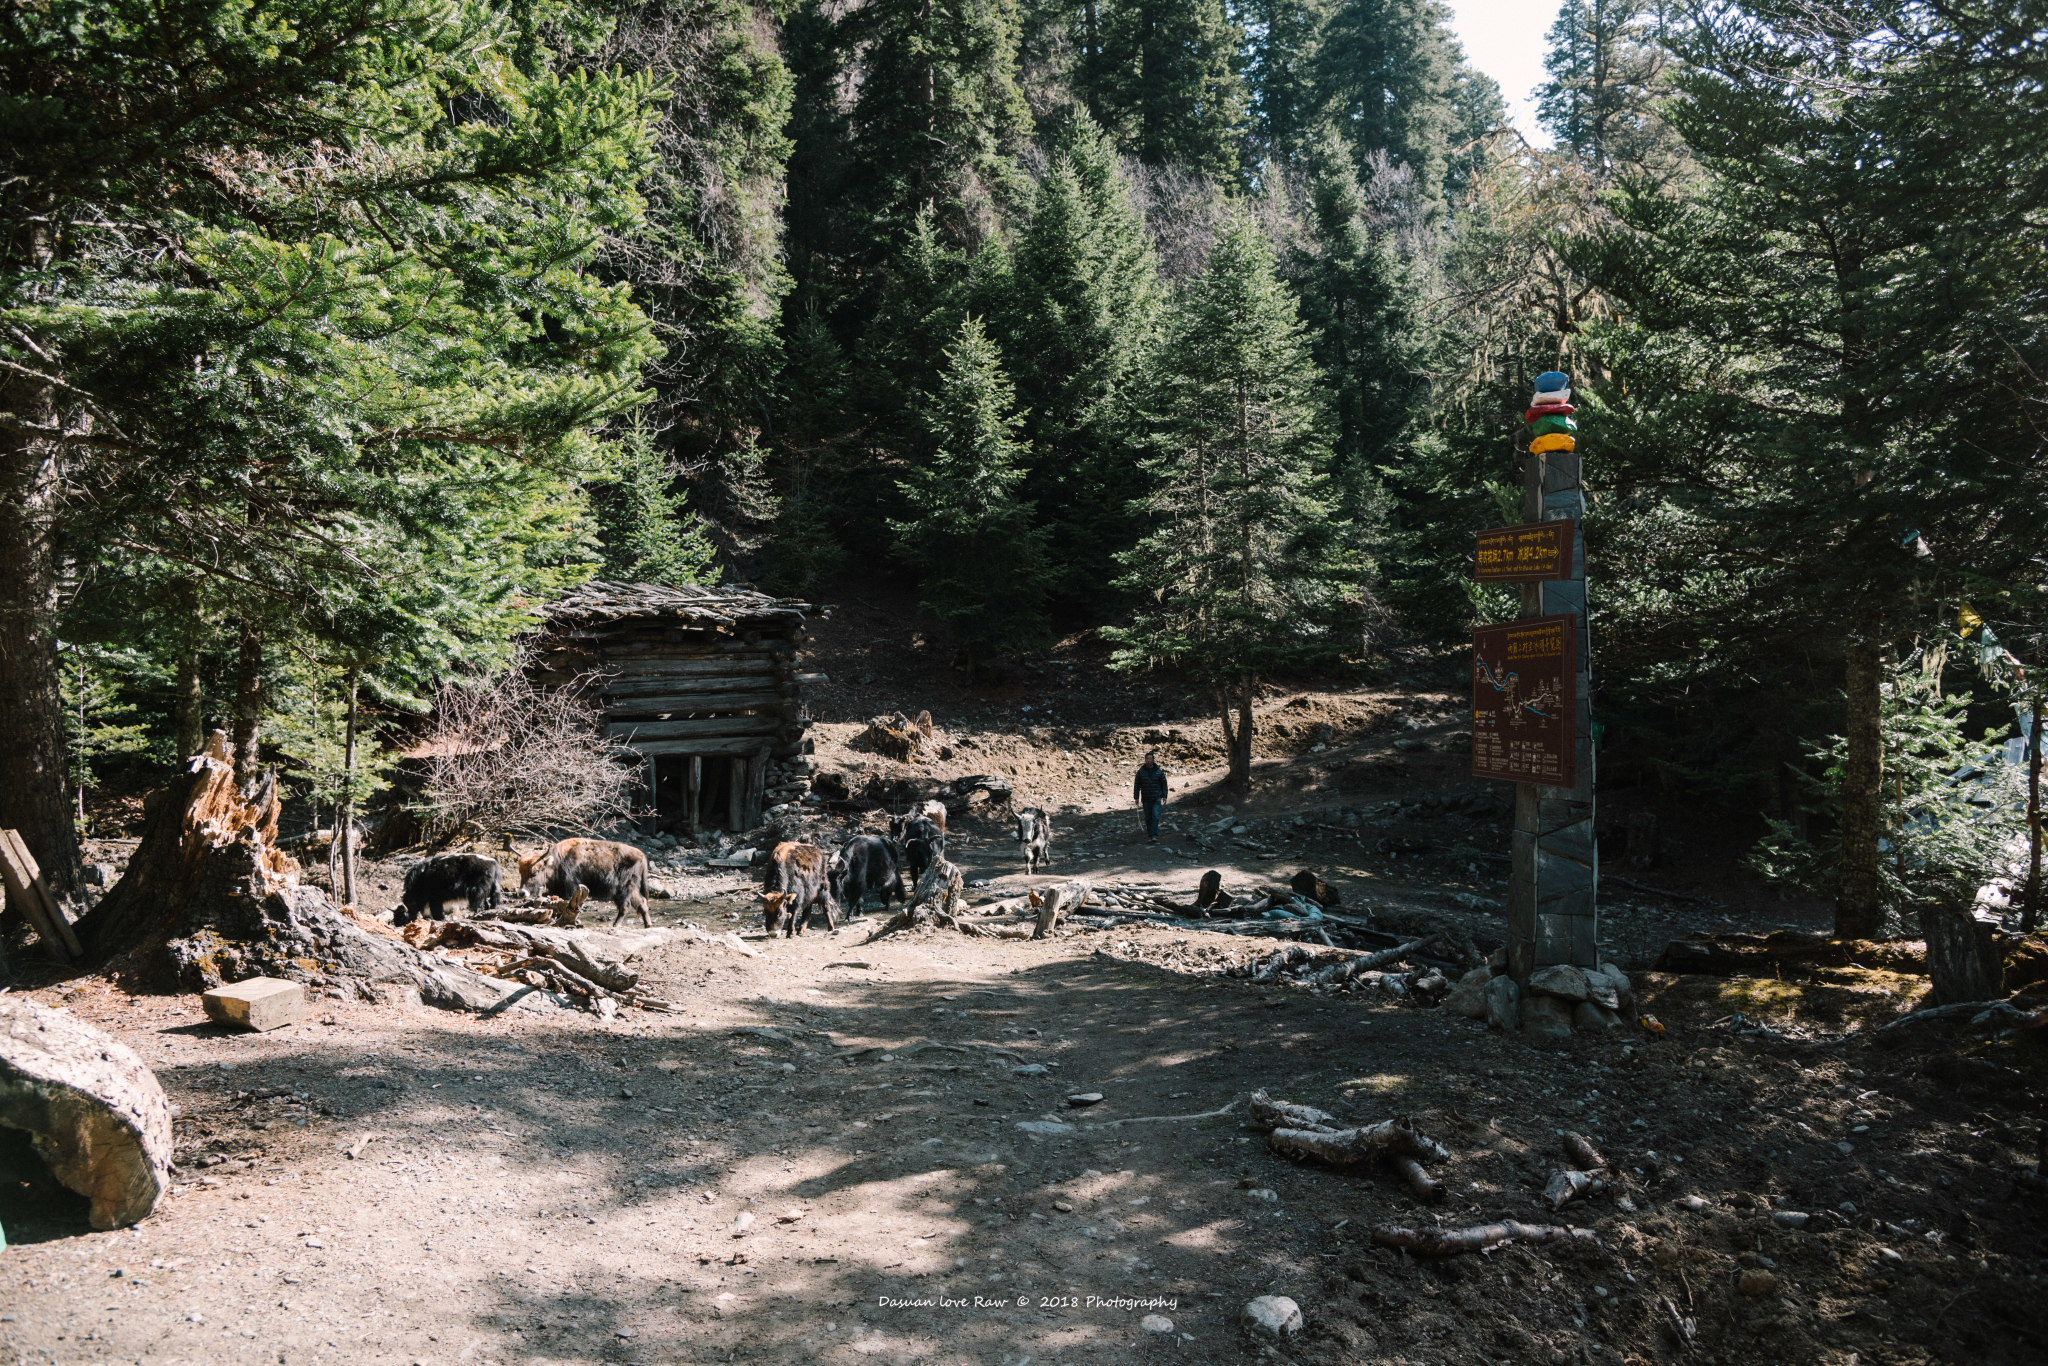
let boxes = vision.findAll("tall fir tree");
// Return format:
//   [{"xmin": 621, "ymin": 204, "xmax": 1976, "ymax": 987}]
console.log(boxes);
[
  {"xmin": 1109, "ymin": 209, "xmax": 1361, "ymax": 787},
  {"xmin": 892, "ymin": 319, "xmax": 1054, "ymax": 672},
  {"xmin": 1570, "ymin": 0, "xmax": 2048, "ymax": 935},
  {"xmin": 1238, "ymin": 0, "xmax": 1330, "ymax": 166},
  {"xmin": 1313, "ymin": 0, "xmax": 1459, "ymax": 204},
  {"xmin": 1535, "ymin": 0, "xmax": 1687, "ymax": 186},
  {"xmin": 1000, "ymin": 116, "xmax": 1165, "ymax": 606},
  {"xmin": 1077, "ymin": 0, "xmax": 1248, "ymax": 176}
]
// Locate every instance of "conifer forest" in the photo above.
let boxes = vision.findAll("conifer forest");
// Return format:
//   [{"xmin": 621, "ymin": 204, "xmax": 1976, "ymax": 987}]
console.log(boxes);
[{"xmin": 1, "ymin": 2, "xmax": 2047, "ymax": 1363}]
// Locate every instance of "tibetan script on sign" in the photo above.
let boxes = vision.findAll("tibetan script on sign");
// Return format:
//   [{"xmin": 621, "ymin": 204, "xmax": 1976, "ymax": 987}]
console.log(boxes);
[
  {"xmin": 1473, "ymin": 520, "xmax": 1575, "ymax": 583},
  {"xmin": 1471, "ymin": 615, "xmax": 1577, "ymax": 787}
]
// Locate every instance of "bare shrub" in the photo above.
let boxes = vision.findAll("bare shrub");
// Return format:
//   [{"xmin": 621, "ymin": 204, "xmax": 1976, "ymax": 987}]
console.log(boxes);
[{"xmin": 415, "ymin": 651, "xmax": 638, "ymax": 841}]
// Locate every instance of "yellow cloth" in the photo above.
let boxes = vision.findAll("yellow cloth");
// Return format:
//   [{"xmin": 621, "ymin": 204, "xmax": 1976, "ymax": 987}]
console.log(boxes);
[
  {"xmin": 1528, "ymin": 432, "xmax": 1576, "ymax": 454},
  {"xmin": 1957, "ymin": 602, "xmax": 1983, "ymax": 635}
]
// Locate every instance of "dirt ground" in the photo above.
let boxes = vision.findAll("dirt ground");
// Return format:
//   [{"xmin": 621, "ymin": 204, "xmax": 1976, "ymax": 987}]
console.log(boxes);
[
  {"xmin": 6, "ymin": 899, "xmax": 2047, "ymax": 1366},
  {"xmin": 12, "ymin": 579, "xmax": 2043, "ymax": 1365}
]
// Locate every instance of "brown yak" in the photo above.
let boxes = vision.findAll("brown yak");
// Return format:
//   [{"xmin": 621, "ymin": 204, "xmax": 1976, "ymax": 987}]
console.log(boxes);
[
  {"xmin": 761, "ymin": 841, "xmax": 837, "ymax": 936},
  {"xmin": 517, "ymin": 839, "xmax": 651, "ymax": 927}
]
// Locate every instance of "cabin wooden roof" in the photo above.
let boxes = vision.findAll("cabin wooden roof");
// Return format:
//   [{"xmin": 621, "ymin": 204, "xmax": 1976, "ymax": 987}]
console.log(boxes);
[{"xmin": 539, "ymin": 581, "xmax": 818, "ymax": 631}]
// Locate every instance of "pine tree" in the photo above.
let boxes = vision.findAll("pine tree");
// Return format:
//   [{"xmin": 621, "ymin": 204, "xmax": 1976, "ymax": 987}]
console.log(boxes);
[
  {"xmin": 592, "ymin": 422, "xmax": 718, "ymax": 587},
  {"xmin": 839, "ymin": 0, "xmax": 1034, "ymax": 256},
  {"xmin": 0, "ymin": 0, "xmax": 658, "ymax": 897},
  {"xmin": 1239, "ymin": 0, "xmax": 1330, "ymax": 165},
  {"xmin": 1108, "ymin": 208, "xmax": 1362, "ymax": 788},
  {"xmin": 1001, "ymin": 116, "xmax": 1165, "ymax": 604},
  {"xmin": 891, "ymin": 319, "xmax": 1054, "ymax": 673},
  {"xmin": 1534, "ymin": 0, "xmax": 1687, "ymax": 186},
  {"xmin": 1570, "ymin": 0, "xmax": 2048, "ymax": 935},
  {"xmin": 1078, "ymin": 0, "xmax": 1248, "ymax": 176},
  {"xmin": 1313, "ymin": 0, "xmax": 1459, "ymax": 204}
]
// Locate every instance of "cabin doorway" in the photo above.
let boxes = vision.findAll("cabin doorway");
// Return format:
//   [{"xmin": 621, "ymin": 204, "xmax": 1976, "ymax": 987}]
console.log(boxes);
[{"xmin": 649, "ymin": 754, "xmax": 745, "ymax": 832}]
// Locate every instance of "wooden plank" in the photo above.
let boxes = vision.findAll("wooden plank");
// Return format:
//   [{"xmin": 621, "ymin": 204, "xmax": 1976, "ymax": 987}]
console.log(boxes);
[
  {"xmin": 624, "ymin": 736, "xmax": 795, "ymax": 758},
  {"xmin": 599, "ymin": 673, "xmax": 791, "ymax": 699},
  {"xmin": 598, "ymin": 696, "xmax": 790, "ymax": 716},
  {"xmin": 606, "ymin": 717, "xmax": 783, "ymax": 742},
  {"xmin": 745, "ymin": 747, "xmax": 769, "ymax": 828},
  {"xmin": 687, "ymin": 754, "xmax": 702, "ymax": 832},
  {"xmin": 596, "ymin": 656, "xmax": 781, "ymax": 676},
  {"xmin": 0, "ymin": 830, "xmax": 78, "ymax": 960}
]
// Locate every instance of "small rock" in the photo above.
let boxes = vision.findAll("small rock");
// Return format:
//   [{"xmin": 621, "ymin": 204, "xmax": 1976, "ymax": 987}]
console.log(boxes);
[
  {"xmin": 1735, "ymin": 1269, "xmax": 1778, "ymax": 1298},
  {"xmin": 1011, "ymin": 1064, "xmax": 1048, "ymax": 1076},
  {"xmin": 1064, "ymin": 1093, "xmax": 1105, "ymax": 1107},
  {"xmin": 1243, "ymin": 1188, "xmax": 1279, "ymax": 1203},
  {"xmin": 731, "ymin": 1212, "xmax": 754, "ymax": 1236},
  {"xmin": 1053, "ymin": 1200, "xmax": 1075, "ymax": 1213},
  {"xmin": 1015, "ymin": 1121, "xmax": 1074, "ymax": 1136},
  {"xmin": 1141, "ymin": 1314, "xmax": 1175, "ymax": 1333},
  {"xmin": 1771, "ymin": 1211, "xmax": 1810, "ymax": 1229},
  {"xmin": 1241, "ymin": 1295, "xmax": 1303, "ymax": 1338},
  {"xmin": 1680, "ymin": 1194, "xmax": 1710, "ymax": 1211},
  {"xmin": 1835, "ymin": 1141, "xmax": 1854, "ymax": 1156},
  {"xmin": 1572, "ymin": 1000, "xmax": 1624, "ymax": 1031},
  {"xmin": 1876, "ymin": 1247, "xmax": 1902, "ymax": 1263},
  {"xmin": 1839, "ymin": 1201, "xmax": 1858, "ymax": 1215}
]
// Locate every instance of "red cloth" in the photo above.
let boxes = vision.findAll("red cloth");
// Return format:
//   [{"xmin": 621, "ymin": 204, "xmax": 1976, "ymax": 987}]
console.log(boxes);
[{"xmin": 1524, "ymin": 403, "xmax": 1575, "ymax": 421}]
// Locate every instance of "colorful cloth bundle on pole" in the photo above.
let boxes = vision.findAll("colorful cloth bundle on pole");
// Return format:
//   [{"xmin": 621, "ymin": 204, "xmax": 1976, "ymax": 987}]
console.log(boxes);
[{"xmin": 1527, "ymin": 372, "xmax": 1575, "ymax": 453}]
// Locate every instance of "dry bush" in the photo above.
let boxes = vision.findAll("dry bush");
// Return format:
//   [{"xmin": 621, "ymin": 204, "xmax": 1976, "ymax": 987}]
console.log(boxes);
[{"xmin": 415, "ymin": 652, "xmax": 638, "ymax": 841}]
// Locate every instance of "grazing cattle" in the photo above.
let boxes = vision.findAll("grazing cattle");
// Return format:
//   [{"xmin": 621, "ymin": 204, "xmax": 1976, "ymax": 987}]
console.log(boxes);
[
  {"xmin": 832, "ymin": 834, "xmax": 906, "ymax": 915},
  {"xmin": 396, "ymin": 854, "xmax": 503, "ymax": 926},
  {"xmin": 762, "ymin": 842, "xmax": 837, "ymax": 936},
  {"xmin": 1016, "ymin": 806, "xmax": 1053, "ymax": 875},
  {"xmin": 889, "ymin": 815, "xmax": 945, "ymax": 884},
  {"xmin": 517, "ymin": 838, "xmax": 651, "ymax": 927}
]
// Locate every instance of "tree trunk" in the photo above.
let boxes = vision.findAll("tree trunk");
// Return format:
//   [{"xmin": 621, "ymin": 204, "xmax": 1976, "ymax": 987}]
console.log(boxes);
[
  {"xmin": 231, "ymin": 618, "xmax": 264, "ymax": 790},
  {"xmin": 2025, "ymin": 692, "xmax": 2042, "ymax": 933},
  {"xmin": 172, "ymin": 582, "xmax": 205, "ymax": 763},
  {"xmin": 0, "ymin": 338, "xmax": 81, "ymax": 904},
  {"xmin": 1836, "ymin": 639, "xmax": 1885, "ymax": 938},
  {"xmin": 1917, "ymin": 899, "xmax": 2002, "ymax": 1006},
  {"xmin": 340, "ymin": 669, "xmax": 359, "ymax": 908}
]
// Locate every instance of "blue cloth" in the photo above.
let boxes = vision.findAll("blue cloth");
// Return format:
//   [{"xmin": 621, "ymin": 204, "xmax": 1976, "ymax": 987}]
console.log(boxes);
[
  {"xmin": 1534, "ymin": 370, "xmax": 1570, "ymax": 392},
  {"xmin": 1143, "ymin": 798, "xmax": 1162, "ymax": 839}
]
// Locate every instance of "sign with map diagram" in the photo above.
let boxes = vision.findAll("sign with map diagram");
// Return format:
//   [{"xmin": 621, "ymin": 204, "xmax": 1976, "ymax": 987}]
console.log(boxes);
[
  {"xmin": 1473, "ymin": 519, "xmax": 1575, "ymax": 583},
  {"xmin": 1471, "ymin": 614, "xmax": 1577, "ymax": 786}
]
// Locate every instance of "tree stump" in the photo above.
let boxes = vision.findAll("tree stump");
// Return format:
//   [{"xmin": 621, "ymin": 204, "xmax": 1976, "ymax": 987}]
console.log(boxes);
[
  {"xmin": 1031, "ymin": 880, "xmax": 1090, "ymax": 939},
  {"xmin": 909, "ymin": 858, "xmax": 965, "ymax": 918},
  {"xmin": 71, "ymin": 731, "xmax": 551, "ymax": 1013},
  {"xmin": 1919, "ymin": 900, "xmax": 2003, "ymax": 1006},
  {"xmin": 0, "ymin": 999, "xmax": 172, "ymax": 1229}
]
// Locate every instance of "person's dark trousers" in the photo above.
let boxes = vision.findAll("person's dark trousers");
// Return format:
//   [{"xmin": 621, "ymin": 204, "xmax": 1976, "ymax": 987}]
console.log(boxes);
[{"xmin": 1144, "ymin": 799, "xmax": 1162, "ymax": 839}]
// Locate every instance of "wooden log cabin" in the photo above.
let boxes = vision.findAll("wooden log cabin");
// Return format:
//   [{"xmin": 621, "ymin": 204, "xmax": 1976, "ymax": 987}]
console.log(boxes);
[{"xmin": 533, "ymin": 581, "xmax": 826, "ymax": 832}]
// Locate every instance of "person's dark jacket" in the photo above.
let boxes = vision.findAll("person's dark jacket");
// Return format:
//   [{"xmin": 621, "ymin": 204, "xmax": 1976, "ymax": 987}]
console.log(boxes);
[{"xmin": 1133, "ymin": 764, "xmax": 1168, "ymax": 803}]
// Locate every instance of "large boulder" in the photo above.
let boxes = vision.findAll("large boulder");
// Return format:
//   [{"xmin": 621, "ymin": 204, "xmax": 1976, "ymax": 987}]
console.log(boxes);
[
  {"xmin": 0, "ymin": 1000, "xmax": 172, "ymax": 1229},
  {"xmin": 1486, "ymin": 974, "xmax": 1521, "ymax": 1032}
]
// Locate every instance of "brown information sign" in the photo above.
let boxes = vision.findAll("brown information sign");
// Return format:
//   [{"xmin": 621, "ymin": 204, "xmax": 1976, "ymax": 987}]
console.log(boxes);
[
  {"xmin": 1471, "ymin": 615, "xmax": 1577, "ymax": 787},
  {"xmin": 1474, "ymin": 520, "xmax": 1575, "ymax": 583}
]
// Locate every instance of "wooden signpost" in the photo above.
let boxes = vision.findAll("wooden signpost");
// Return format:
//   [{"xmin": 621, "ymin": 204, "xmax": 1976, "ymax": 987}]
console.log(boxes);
[
  {"xmin": 1472, "ymin": 381, "xmax": 1597, "ymax": 987},
  {"xmin": 1471, "ymin": 615, "xmax": 1577, "ymax": 787}
]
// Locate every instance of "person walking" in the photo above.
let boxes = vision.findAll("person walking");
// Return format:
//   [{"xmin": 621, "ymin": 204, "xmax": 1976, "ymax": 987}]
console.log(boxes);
[{"xmin": 1133, "ymin": 750, "xmax": 1169, "ymax": 843}]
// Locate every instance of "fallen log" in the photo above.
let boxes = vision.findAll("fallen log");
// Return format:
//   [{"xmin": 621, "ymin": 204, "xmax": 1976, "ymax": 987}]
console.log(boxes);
[
  {"xmin": 1371, "ymin": 1221, "xmax": 1598, "ymax": 1257},
  {"xmin": 1390, "ymin": 1155, "xmax": 1441, "ymax": 1202},
  {"xmin": 1247, "ymin": 1089, "xmax": 1340, "ymax": 1132},
  {"xmin": 1268, "ymin": 1119, "xmax": 1450, "ymax": 1170},
  {"xmin": 1652, "ymin": 931, "xmax": 1926, "ymax": 976},
  {"xmin": 1875, "ymin": 998, "xmax": 2036, "ymax": 1035},
  {"xmin": 0, "ymin": 999, "xmax": 171, "ymax": 1229}
]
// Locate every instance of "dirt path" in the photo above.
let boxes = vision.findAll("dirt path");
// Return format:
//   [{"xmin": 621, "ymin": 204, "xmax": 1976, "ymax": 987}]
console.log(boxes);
[{"xmin": 7, "ymin": 902, "xmax": 2044, "ymax": 1366}]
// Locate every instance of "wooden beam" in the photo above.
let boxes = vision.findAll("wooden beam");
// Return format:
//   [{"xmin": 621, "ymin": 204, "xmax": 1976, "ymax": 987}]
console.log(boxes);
[
  {"xmin": 606, "ymin": 717, "xmax": 785, "ymax": 741},
  {"xmin": 687, "ymin": 754, "xmax": 702, "ymax": 832},
  {"xmin": 602, "ymin": 692, "xmax": 789, "ymax": 716},
  {"xmin": 727, "ymin": 756, "xmax": 743, "ymax": 832},
  {"xmin": 624, "ymin": 736, "xmax": 795, "ymax": 757},
  {"xmin": 0, "ymin": 830, "xmax": 80, "ymax": 960}
]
